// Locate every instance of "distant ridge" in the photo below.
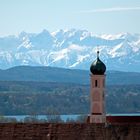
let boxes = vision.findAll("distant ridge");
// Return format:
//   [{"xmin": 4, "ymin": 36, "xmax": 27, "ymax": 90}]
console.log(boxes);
[{"xmin": 0, "ymin": 66, "xmax": 140, "ymax": 85}]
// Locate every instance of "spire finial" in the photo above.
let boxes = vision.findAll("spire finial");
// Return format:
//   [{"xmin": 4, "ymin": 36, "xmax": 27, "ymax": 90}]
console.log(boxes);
[
  {"xmin": 97, "ymin": 50, "xmax": 99, "ymax": 59},
  {"xmin": 97, "ymin": 45, "xmax": 99, "ymax": 59}
]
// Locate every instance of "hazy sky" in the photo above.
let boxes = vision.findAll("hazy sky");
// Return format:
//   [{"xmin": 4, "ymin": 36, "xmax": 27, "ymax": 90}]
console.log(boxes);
[{"xmin": 0, "ymin": 0, "xmax": 140, "ymax": 36}]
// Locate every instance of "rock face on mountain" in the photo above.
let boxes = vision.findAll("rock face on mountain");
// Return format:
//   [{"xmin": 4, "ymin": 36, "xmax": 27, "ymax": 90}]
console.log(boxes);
[
  {"xmin": 0, "ymin": 123, "xmax": 139, "ymax": 140},
  {"xmin": 0, "ymin": 29, "xmax": 140, "ymax": 71}
]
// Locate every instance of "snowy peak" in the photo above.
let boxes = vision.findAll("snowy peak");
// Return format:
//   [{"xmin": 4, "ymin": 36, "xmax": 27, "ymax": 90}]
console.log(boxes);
[{"xmin": 0, "ymin": 29, "xmax": 140, "ymax": 72}]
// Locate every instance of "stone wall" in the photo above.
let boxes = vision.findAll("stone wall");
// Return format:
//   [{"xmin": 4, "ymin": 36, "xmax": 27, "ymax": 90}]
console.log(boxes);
[{"xmin": 0, "ymin": 123, "xmax": 140, "ymax": 140}]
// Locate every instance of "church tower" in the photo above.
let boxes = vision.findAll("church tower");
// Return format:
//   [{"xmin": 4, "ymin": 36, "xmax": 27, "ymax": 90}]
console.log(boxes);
[{"xmin": 89, "ymin": 51, "xmax": 106, "ymax": 123}]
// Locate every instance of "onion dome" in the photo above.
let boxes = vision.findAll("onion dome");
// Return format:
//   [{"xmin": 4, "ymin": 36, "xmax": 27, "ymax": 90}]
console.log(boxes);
[{"xmin": 90, "ymin": 51, "xmax": 106, "ymax": 75}]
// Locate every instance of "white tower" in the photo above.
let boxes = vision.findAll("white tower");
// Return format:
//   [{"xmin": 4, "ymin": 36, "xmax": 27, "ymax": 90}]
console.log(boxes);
[{"xmin": 89, "ymin": 51, "xmax": 106, "ymax": 123}]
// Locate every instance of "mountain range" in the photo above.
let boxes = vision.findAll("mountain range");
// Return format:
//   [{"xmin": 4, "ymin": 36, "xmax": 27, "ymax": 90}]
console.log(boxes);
[
  {"xmin": 0, "ymin": 66, "xmax": 140, "ymax": 85},
  {"xmin": 0, "ymin": 29, "xmax": 140, "ymax": 71}
]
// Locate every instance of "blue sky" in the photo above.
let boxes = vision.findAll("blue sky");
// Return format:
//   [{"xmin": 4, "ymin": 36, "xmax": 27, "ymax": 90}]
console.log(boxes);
[{"xmin": 0, "ymin": 0, "xmax": 140, "ymax": 36}]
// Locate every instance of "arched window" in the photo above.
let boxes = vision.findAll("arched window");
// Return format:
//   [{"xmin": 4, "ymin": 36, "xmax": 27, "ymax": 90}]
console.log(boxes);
[{"xmin": 95, "ymin": 80, "xmax": 98, "ymax": 87}]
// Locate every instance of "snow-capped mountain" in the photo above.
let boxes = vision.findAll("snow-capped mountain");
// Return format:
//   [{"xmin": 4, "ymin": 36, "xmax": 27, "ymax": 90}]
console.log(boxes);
[{"xmin": 0, "ymin": 29, "xmax": 140, "ymax": 72}]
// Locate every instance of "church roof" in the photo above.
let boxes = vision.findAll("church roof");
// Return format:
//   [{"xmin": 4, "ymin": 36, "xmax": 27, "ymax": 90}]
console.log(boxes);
[{"xmin": 90, "ymin": 51, "xmax": 106, "ymax": 75}]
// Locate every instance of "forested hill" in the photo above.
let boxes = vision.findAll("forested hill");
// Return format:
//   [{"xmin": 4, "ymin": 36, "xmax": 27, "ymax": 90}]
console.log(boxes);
[
  {"xmin": 0, "ymin": 81, "xmax": 140, "ymax": 115},
  {"xmin": 0, "ymin": 66, "xmax": 140, "ymax": 85},
  {"xmin": 0, "ymin": 66, "xmax": 140, "ymax": 115}
]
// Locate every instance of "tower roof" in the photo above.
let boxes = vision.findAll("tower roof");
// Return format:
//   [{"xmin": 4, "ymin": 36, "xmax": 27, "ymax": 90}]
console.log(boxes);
[{"xmin": 90, "ymin": 51, "xmax": 106, "ymax": 75}]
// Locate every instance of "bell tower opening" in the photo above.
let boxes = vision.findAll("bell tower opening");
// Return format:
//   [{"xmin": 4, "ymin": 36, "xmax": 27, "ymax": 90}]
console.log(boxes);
[{"xmin": 95, "ymin": 80, "xmax": 98, "ymax": 87}]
